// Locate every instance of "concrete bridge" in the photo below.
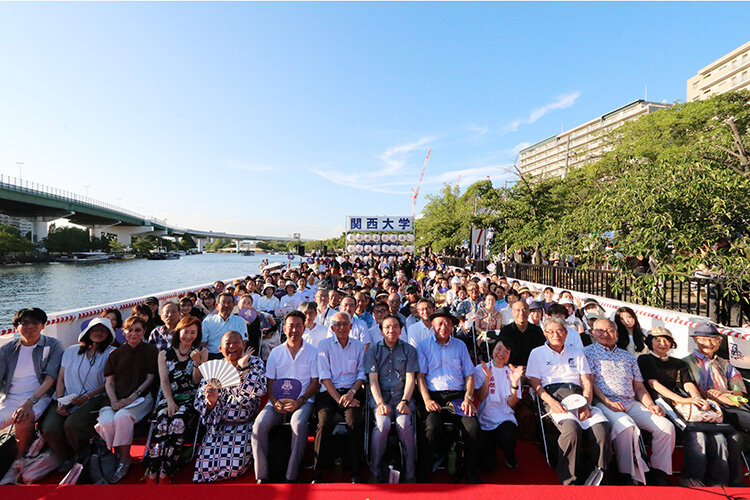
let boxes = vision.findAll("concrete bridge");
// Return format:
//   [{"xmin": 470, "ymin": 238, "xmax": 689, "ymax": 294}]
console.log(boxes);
[{"xmin": 0, "ymin": 175, "xmax": 300, "ymax": 250}]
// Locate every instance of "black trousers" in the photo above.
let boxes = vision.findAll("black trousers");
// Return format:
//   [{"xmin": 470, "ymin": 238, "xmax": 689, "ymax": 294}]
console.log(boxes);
[
  {"xmin": 418, "ymin": 390, "xmax": 480, "ymax": 479},
  {"xmin": 313, "ymin": 388, "xmax": 365, "ymax": 474},
  {"xmin": 480, "ymin": 421, "xmax": 518, "ymax": 471}
]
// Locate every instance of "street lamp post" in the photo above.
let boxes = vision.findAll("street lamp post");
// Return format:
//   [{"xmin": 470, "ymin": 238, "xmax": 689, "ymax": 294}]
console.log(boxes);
[{"xmin": 16, "ymin": 161, "xmax": 24, "ymax": 179}]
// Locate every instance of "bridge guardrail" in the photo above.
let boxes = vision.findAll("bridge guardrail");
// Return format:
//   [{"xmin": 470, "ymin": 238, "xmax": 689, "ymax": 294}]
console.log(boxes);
[{"xmin": 0, "ymin": 174, "xmax": 165, "ymax": 224}]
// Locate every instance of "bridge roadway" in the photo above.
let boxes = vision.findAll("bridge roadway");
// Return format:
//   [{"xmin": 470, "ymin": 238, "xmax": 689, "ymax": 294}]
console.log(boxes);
[{"xmin": 0, "ymin": 175, "xmax": 299, "ymax": 246}]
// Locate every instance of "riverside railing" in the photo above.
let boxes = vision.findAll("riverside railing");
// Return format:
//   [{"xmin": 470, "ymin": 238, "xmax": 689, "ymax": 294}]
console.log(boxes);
[{"xmin": 441, "ymin": 257, "xmax": 749, "ymax": 327}]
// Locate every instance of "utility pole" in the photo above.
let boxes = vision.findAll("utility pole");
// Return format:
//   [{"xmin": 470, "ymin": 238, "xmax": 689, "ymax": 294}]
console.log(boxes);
[{"xmin": 16, "ymin": 161, "xmax": 24, "ymax": 179}]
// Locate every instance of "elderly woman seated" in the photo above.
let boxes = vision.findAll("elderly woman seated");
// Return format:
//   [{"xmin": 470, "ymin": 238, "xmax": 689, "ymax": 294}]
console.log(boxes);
[
  {"xmin": 193, "ymin": 330, "xmax": 266, "ymax": 483},
  {"xmin": 638, "ymin": 326, "xmax": 745, "ymax": 487},
  {"xmin": 0, "ymin": 308, "xmax": 63, "ymax": 459},
  {"xmin": 95, "ymin": 316, "xmax": 158, "ymax": 483},
  {"xmin": 40, "ymin": 318, "xmax": 116, "ymax": 473}
]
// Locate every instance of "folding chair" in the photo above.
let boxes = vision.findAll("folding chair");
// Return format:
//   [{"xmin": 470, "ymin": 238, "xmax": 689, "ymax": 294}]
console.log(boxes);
[{"xmin": 143, "ymin": 388, "xmax": 202, "ymax": 461}]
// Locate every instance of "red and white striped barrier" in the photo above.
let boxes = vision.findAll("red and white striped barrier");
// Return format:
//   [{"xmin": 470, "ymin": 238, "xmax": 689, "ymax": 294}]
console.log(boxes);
[{"xmin": 1, "ymin": 276, "xmax": 245, "ymax": 348}]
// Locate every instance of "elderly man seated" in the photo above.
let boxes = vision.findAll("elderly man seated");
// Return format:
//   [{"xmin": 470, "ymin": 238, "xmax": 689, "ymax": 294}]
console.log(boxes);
[
  {"xmin": 527, "ymin": 317, "xmax": 612, "ymax": 485},
  {"xmin": 312, "ymin": 311, "xmax": 366, "ymax": 483},
  {"xmin": 416, "ymin": 307, "xmax": 481, "ymax": 484},
  {"xmin": 584, "ymin": 319, "xmax": 675, "ymax": 485}
]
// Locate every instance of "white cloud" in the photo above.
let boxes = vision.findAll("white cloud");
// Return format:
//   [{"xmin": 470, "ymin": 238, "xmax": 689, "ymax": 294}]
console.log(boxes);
[
  {"xmin": 504, "ymin": 91, "xmax": 581, "ymax": 133},
  {"xmin": 310, "ymin": 136, "xmax": 435, "ymax": 194}
]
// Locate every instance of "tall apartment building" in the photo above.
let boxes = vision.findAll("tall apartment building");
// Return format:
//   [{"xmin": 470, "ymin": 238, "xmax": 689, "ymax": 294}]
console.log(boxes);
[
  {"xmin": 687, "ymin": 40, "xmax": 750, "ymax": 102},
  {"xmin": 0, "ymin": 214, "xmax": 33, "ymax": 236},
  {"xmin": 518, "ymin": 99, "xmax": 670, "ymax": 179}
]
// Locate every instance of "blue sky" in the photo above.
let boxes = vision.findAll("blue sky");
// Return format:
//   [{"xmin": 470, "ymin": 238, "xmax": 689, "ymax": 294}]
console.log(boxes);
[{"xmin": 1, "ymin": 2, "xmax": 748, "ymax": 239}]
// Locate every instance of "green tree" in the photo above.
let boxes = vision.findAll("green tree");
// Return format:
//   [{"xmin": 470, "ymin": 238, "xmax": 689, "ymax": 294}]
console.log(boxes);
[
  {"xmin": 44, "ymin": 227, "xmax": 92, "ymax": 253},
  {"xmin": 108, "ymin": 238, "xmax": 127, "ymax": 253},
  {"xmin": 0, "ymin": 223, "xmax": 36, "ymax": 256},
  {"xmin": 416, "ymin": 184, "xmax": 471, "ymax": 252},
  {"xmin": 416, "ymin": 91, "xmax": 750, "ymax": 308},
  {"xmin": 179, "ymin": 234, "xmax": 196, "ymax": 250},
  {"xmin": 131, "ymin": 237, "xmax": 156, "ymax": 255}
]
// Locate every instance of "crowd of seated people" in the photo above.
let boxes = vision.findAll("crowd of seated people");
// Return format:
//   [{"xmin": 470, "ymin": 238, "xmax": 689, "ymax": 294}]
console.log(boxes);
[{"xmin": 0, "ymin": 253, "xmax": 748, "ymax": 487}]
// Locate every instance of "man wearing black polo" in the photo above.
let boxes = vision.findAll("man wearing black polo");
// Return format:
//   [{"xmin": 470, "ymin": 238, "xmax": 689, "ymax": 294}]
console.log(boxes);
[{"xmin": 498, "ymin": 300, "xmax": 545, "ymax": 367}]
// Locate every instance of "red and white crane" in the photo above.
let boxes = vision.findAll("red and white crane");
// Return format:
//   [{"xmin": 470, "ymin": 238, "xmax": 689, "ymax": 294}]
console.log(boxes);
[{"xmin": 410, "ymin": 148, "xmax": 431, "ymax": 219}]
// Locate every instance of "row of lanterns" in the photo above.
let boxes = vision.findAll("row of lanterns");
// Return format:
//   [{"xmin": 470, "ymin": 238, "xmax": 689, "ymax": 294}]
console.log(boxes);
[
  {"xmin": 346, "ymin": 233, "xmax": 415, "ymax": 243},
  {"xmin": 346, "ymin": 244, "xmax": 415, "ymax": 254}
]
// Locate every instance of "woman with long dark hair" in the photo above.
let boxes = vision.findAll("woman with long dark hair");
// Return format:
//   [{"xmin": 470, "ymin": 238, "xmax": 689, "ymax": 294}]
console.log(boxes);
[
  {"xmin": 614, "ymin": 306, "xmax": 647, "ymax": 355},
  {"xmin": 143, "ymin": 316, "xmax": 207, "ymax": 484}
]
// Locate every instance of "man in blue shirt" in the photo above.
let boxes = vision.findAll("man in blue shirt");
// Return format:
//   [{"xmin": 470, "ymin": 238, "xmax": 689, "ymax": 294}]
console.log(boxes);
[
  {"xmin": 201, "ymin": 292, "xmax": 248, "ymax": 359},
  {"xmin": 416, "ymin": 307, "xmax": 481, "ymax": 483}
]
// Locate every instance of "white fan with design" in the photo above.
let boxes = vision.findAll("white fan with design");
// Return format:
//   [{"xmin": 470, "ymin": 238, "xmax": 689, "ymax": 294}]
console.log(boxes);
[{"xmin": 199, "ymin": 359, "xmax": 241, "ymax": 389}]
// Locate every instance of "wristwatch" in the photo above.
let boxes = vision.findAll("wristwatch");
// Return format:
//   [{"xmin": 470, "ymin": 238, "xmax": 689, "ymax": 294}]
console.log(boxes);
[
  {"xmin": 135, "ymin": 389, "xmax": 143, "ymax": 397},
  {"xmin": 465, "ymin": 394, "xmax": 474, "ymax": 402},
  {"xmin": 28, "ymin": 397, "xmax": 39, "ymax": 404}
]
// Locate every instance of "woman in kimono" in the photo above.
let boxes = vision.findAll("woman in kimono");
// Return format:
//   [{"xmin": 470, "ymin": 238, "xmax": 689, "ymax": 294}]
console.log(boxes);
[{"xmin": 192, "ymin": 330, "xmax": 265, "ymax": 483}]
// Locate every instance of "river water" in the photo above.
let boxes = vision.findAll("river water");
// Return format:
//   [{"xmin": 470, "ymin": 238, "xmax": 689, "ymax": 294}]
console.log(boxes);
[{"xmin": 0, "ymin": 253, "xmax": 301, "ymax": 328}]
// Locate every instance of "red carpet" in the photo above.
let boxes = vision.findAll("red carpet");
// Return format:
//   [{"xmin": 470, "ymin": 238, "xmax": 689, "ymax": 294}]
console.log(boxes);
[
  {"xmin": 11, "ymin": 431, "xmax": 749, "ymax": 498},
  {"xmin": 7, "ymin": 483, "xmax": 750, "ymax": 500}
]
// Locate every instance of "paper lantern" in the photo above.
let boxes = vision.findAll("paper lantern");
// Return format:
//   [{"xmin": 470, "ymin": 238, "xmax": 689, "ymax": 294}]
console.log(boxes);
[
  {"xmin": 363, "ymin": 233, "xmax": 372, "ymax": 242},
  {"xmin": 355, "ymin": 233, "xmax": 363, "ymax": 242},
  {"xmin": 406, "ymin": 233, "xmax": 415, "ymax": 242},
  {"xmin": 346, "ymin": 245, "xmax": 355, "ymax": 253},
  {"xmin": 398, "ymin": 234, "xmax": 406, "ymax": 242},
  {"xmin": 364, "ymin": 244, "xmax": 372, "ymax": 253},
  {"xmin": 346, "ymin": 234, "xmax": 355, "ymax": 242},
  {"xmin": 372, "ymin": 234, "xmax": 380, "ymax": 242}
]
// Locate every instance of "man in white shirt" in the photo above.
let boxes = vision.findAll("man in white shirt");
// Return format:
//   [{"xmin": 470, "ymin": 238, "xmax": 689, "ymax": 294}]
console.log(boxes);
[
  {"xmin": 367, "ymin": 301, "xmax": 390, "ymax": 342},
  {"xmin": 301, "ymin": 302, "xmax": 328, "ymax": 348},
  {"xmin": 252, "ymin": 311, "xmax": 319, "ymax": 483},
  {"xmin": 313, "ymin": 312, "xmax": 366, "ymax": 483},
  {"xmin": 338, "ymin": 296, "xmax": 371, "ymax": 347},
  {"xmin": 296, "ymin": 277, "xmax": 314, "ymax": 302},
  {"xmin": 527, "ymin": 317, "xmax": 611, "ymax": 486},
  {"xmin": 406, "ymin": 298, "xmax": 434, "ymax": 348},
  {"xmin": 314, "ymin": 289, "xmax": 337, "ymax": 327}
]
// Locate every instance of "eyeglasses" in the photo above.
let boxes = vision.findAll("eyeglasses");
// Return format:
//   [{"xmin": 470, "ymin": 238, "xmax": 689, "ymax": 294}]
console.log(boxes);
[
  {"xmin": 593, "ymin": 328, "xmax": 616, "ymax": 334},
  {"xmin": 330, "ymin": 321, "xmax": 349, "ymax": 327}
]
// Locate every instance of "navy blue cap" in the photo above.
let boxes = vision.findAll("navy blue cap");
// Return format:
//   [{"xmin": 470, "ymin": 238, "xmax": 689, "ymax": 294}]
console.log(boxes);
[{"xmin": 690, "ymin": 322, "xmax": 722, "ymax": 338}]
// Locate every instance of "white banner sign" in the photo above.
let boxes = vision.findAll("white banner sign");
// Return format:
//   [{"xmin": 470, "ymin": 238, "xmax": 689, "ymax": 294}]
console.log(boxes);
[
  {"xmin": 346, "ymin": 216, "xmax": 414, "ymax": 232},
  {"xmin": 728, "ymin": 336, "xmax": 750, "ymax": 369}
]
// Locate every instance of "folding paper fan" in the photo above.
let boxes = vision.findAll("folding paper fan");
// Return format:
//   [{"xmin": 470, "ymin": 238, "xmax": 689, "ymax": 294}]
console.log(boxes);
[
  {"xmin": 272, "ymin": 378, "xmax": 303, "ymax": 405},
  {"xmin": 199, "ymin": 359, "xmax": 241, "ymax": 389}
]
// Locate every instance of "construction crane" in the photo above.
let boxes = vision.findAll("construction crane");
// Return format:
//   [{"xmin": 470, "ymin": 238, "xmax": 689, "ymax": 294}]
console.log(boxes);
[{"xmin": 410, "ymin": 148, "xmax": 431, "ymax": 219}]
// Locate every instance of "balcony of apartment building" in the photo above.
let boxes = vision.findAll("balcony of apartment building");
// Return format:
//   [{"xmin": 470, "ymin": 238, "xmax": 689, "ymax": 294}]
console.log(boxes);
[{"xmin": 688, "ymin": 48, "xmax": 750, "ymax": 101}]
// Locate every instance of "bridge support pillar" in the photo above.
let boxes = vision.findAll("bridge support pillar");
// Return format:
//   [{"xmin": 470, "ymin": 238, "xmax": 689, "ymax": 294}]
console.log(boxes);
[
  {"xmin": 97, "ymin": 225, "xmax": 157, "ymax": 246},
  {"xmin": 235, "ymin": 239, "xmax": 240, "ymax": 253},
  {"xmin": 30, "ymin": 216, "xmax": 54, "ymax": 243},
  {"xmin": 197, "ymin": 238, "xmax": 204, "ymax": 252}
]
